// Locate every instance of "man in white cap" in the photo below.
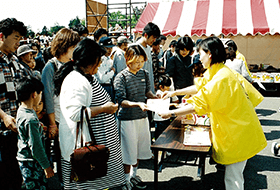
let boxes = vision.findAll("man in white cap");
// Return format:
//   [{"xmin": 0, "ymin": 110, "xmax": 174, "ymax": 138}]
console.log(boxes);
[
  {"xmin": 17, "ymin": 44, "xmax": 37, "ymax": 77},
  {"xmin": 113, "ymin": 36, "xmax": 129, "ymax": 76}
]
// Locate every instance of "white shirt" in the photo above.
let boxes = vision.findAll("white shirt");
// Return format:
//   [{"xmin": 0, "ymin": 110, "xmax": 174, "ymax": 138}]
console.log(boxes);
[
  {"xmin": 154, "ymin": 90, "xmax": 170, "ymax": 121},
  {"xmin": 225, "ymin": 59, "xmax": 253, "ymax": 82},
  {"xmin": 59, "ymin": 70, "xmax": 92, "ymax": 161},
  {"xmin": 95, "ymin": 55, "xmax": 114, "ymax": 84}
]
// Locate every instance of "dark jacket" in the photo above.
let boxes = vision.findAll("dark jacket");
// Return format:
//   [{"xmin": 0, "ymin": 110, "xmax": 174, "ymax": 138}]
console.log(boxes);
[{"xmin": 165, "ymin": 52, "xmax": 194, "ymax": 89}]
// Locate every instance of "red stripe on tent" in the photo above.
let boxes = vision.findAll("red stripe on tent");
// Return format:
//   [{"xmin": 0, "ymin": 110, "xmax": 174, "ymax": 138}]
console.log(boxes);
[
  {"xmin": 191, "ymin": 0, "xmax": 210, "ymax": 36},
  {"xmin": 162, "ymin": 1, "xmax": 184, "ymax": 36},
  {"xmin": 134, "ymin": 3, "xmax": 159, "ymax": 33},
  {"xmin": 222, "ymin": 0, "xmax": 237, "ymax": 35},
  {"xmin": 251, "ymin": 0, "xmax": 269, "ymax": 35}
]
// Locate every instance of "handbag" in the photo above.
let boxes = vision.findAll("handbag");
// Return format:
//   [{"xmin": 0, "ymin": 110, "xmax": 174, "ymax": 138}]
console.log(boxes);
[{"xmin": 70, "ymin": 106, "xmax": 110, "ymax": 182}]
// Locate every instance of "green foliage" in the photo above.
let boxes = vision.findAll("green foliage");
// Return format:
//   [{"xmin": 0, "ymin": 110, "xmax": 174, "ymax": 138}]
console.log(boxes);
[
  {"xmin": 49, "ymin": 22, "xmax": 65, "ymax": 35},
  {"xmin": 68, "ymin": 16, "xmax": 85, "ymax": 29},
  {"xmin": 40, "ymin": 26, "xmax": 49, "ymax": 36},
  {"xmin": 37, "ymin": 16, "xmax": 85, "ymax": 36},
  {"xmin": 26, "ymin": 25, "xmax": 35, "ymax": 38},
  {"xmin": 109, "ymin": 6, "xmax": 143, "ymax": 29}
]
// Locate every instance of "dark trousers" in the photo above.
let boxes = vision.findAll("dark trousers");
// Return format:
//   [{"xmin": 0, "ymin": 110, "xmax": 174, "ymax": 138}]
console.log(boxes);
[
  {"xmin": 0, "ymin": 131, "xmax": 23, "ymax": 189},
  {"xmin": 154, "ymin": 120, "xmax": 171, "ymax": 140}
]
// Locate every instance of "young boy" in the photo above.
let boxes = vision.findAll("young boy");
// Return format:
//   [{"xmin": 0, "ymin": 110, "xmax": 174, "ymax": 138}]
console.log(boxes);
[
  {"xmin": 16, "ymin": 76, "xmax": 54, "ymax": 189},
  {"xmin": 114, "ymin": 45, "xmax": 157, "ymax": 190}
]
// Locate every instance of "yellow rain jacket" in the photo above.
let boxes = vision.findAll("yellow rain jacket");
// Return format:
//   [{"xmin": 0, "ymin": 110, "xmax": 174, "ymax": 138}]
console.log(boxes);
[{"xmin": 187, "ymin": 63, "xmax": 267, "ymax": 165}]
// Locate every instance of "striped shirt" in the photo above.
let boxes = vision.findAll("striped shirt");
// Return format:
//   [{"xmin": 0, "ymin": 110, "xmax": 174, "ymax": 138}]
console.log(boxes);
[
  {"xmin": 114, "ymin": 68, "xmax": 150, "ymax": 120},
  {"xmin": 61, "ymin": 73, "xmax": 125, "ymax": 189}
]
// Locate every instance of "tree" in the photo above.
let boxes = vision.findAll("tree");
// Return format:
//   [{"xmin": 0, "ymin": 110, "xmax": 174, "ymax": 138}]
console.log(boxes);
[
  {"xmin": 108, "ymin": 6, "xmax": 144, "ymax": 29},
  {"xmin": 26, "ymin": 25, "xmax": 35, "ymax": 38},
  {"xmin": 50, "ymin": 22, "xmax": 65, "ymax": 35},
  {"xmin": 41, "ymin": 26, "xmax": 49, "ymax": 36},
  {"xmin": 69, "ymin": 16, "xmax": 85, "ymax": 29}
]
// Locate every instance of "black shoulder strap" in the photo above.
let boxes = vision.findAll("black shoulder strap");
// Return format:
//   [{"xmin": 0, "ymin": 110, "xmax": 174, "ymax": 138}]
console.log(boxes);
[
  {"xmin": 74, "ymin": 106, "xmax": 97, "ymax": 149},
  {"xmin": 83, "ymin": 106, "xmax": 97, "ymax": 145},
  {"xmin": 74, "ymin": 106, "xmax": 84, "ymax": 149}
]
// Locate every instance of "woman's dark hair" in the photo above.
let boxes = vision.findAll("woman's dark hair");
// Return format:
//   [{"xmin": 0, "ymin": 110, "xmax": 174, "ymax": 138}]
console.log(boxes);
[
  {"xmin": 94, "ymin": 28, "xmax": 108, "ymax": 41},
  {"xmin": 16, "ymin": 76, "xmax": 44, "ymax": 102},
  {"xmin": 50, "ymin": 28, "xmax": 80, "ymax": 58},
  {"xmin": 225, "ymin": 46, "xmax": 236, "ymax": 60},
  {"xmin": 198, "ymin": 36, "xmax": 226, "ymax": 65},
  {"xmin": 71, "ymin": 24, "xmax": 89, "ymax": 36},
  {"xmin": 157, "ymin": 75, "xmax": 171, "ymax": 89},
  {"xmin": 169, "ymin": 40, "xmax": 177, "ymax": 48},
  {"xmin": 54, "ymin": 38, "xmax": 106, "ymax": 95},
  {"xmin": 125, "ymin": 44, "xmax": 147, "ymax": 66},
  {"xmin": 175, "ymin": 36, "xmax": 194, "ymax": 54},
  {"xmin": 0, "ymin": 18, "xmax": 27, "ymax": 37},
  {"xmin": 225, "ymin": 40, "xmax": 238, "ymax": 52}
]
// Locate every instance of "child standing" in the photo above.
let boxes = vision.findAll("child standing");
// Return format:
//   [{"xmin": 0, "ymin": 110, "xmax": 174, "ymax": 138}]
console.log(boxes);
[
  {"xmin": 16, "ymin": 76, "xmax": 54, "ymax": 189},
  {"xmin": 114, "ymin": 44, "xmax": 157, "ymax": 190},
  {"xmin": 154, "ymin": 75, "xmax": 172, "ymax": 140}
]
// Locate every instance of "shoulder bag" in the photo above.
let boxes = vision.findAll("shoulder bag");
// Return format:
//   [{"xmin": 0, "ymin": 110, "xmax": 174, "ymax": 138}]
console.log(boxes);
[{"xmin": 70, "ymin": 106, "xmax": 110, "ymax": 182}]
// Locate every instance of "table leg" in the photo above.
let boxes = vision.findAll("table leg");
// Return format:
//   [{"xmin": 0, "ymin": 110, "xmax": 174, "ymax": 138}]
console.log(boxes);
[
  {"xmin": 154, "ymin": 150, "xmax": 158, "ymax": 190},
  {"xmin": 198, "ymin": 153, "xmax": 206, "ymax": 177}
]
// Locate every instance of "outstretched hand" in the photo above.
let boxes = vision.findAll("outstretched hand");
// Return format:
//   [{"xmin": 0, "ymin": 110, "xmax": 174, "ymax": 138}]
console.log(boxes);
[
  {"xmin": 161, "ymin": 91, "xmax": 175, "ymax": 100},
  {"xmin": 102, "ymin": 102, "xmax": 119, "ymax": 114},
  {"xmin": 158, "ymin": 112, "xmax": 172, "ymax": 119},
  {"xmin": 138, "ymin": 102, "xmax": 148, "ymax": 111}
]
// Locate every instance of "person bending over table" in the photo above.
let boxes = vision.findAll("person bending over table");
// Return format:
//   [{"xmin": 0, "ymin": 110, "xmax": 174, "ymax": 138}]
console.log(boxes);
[{"xmin": 160, "ymin": 37, "xmax": 267, "ymax": 190}]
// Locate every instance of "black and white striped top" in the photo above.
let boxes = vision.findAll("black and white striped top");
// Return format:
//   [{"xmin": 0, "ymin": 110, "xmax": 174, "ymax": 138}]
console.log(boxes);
[{"xmin": 62, "ymin": 76, "xmax": 125, "ymax": 190}]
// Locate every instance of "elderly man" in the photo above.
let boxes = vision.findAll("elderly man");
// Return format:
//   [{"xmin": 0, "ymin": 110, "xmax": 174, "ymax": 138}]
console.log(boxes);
[{"xmin": 17, "ymin": 44, "xmax": 37, "ymax": 77}]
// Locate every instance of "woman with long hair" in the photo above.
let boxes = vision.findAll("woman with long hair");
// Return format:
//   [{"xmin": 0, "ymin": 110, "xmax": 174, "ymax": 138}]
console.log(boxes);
[{"xmin": 55, "ymin": 38, "xmax": 126, "ymax": 189}]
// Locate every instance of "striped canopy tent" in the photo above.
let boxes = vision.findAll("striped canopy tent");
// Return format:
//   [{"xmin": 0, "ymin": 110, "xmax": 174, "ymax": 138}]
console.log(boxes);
[{"xmin": 134, "ymin": 0, "xmax": 280, "ymax": 37}]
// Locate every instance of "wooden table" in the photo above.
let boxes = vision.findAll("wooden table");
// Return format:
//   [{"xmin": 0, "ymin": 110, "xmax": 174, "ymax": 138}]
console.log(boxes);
[{"xmin": 151, "ymin": 116, "xmax": 211, "ymax": 190}]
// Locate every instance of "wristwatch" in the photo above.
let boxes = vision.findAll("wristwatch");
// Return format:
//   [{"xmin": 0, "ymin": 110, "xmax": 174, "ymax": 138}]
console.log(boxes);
[{"xmin": 171, "ymin": 111, "xmax": 176, "ymax": 118}]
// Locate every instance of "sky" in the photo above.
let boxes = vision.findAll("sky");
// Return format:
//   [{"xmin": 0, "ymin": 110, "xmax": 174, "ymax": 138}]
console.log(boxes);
[{"xmin": 0, "ymin": 0, "xmax": 165, "ymax": 33}]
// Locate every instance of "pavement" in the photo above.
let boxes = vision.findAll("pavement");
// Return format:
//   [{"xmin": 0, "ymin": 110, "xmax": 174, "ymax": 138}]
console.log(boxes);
[{"xmin": 137, "ymin": 97, "xmax": 280, "ymax": 190}]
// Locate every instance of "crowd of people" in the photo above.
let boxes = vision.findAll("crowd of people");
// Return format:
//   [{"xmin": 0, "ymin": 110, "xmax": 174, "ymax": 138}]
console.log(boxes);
[{"xmin": 0, "ymin": 17, "xmax": 267, "ymax": 190}]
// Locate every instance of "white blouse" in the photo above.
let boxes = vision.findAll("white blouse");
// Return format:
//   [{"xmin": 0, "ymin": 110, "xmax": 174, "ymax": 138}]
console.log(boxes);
[{"xmin": 59, "ymin": 70, "xmax": 92, "ymax": 161}]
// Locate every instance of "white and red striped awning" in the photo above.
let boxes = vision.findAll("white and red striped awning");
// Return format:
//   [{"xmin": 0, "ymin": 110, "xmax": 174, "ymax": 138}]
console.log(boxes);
[{"xmin": 134, "ymin": 0, "xmax": 280, "ymax": 37}]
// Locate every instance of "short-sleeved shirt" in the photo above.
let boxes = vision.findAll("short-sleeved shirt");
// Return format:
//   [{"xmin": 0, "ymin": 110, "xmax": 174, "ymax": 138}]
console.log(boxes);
[
  {"xmin": 114, "ymin": 68, "xmax": 150, "ymax": 120},
  {"xmin": 113, "ymin": 47, "xmax": 127, "ymax": 76}
]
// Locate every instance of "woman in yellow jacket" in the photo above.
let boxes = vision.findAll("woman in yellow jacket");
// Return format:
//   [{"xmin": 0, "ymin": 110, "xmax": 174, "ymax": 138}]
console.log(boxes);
[{"xmin": 160, "ymin": 37, "xmax": 267, "ymax": 190}]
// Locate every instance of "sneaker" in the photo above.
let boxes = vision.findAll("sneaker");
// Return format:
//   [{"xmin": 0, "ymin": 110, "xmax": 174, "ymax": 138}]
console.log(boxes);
[
  {"xmin": 130, "ymin": 176, "xmax": 147, "ymax": 189},
  {"xmin": 121, "ymin": 181, "xmax": 133, "ymax": 190},
  {"xmin": 271, "ymin": 142, "xmax": 280, "ymax": 156}
]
